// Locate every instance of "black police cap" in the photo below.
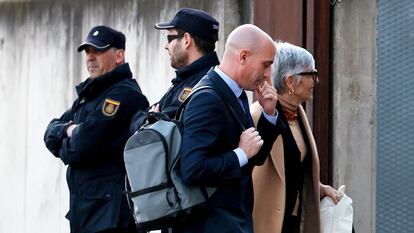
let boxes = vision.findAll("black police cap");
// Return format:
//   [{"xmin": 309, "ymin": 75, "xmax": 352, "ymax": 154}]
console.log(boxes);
[
  {"xmin": 77, "ymin": 25, "xmax": 126, "ymax": 52},
  {"xmin": 155, "ymin": 8, "xmax": 219, "ymax": 43}
]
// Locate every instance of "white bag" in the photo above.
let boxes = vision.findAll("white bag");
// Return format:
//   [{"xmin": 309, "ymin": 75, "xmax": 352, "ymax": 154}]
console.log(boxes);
[{"xmin": 320, "ymin": 185, "xmax": 353, "ymax": 233}]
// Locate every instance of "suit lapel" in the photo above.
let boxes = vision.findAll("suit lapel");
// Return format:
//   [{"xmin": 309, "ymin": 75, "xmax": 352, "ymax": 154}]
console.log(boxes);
[{"xmin": 202, "ymin": 69, "xmax": 250, "ymax": 128}]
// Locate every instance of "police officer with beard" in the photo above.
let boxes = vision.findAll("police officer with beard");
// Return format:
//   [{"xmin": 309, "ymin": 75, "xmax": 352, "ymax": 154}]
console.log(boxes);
[
  {"xmin": 130, "ymin": 8, "xmax": 220, "ymax": 132},
  {"xmin": 44, "ymin": 25, "xmax": 149, "ymax": 233}
]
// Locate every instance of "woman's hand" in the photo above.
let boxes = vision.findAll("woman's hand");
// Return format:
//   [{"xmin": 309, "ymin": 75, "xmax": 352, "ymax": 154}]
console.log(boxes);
[{"xmin": 320, "ymin": 183, "xmax": 340, "ymax": 204}]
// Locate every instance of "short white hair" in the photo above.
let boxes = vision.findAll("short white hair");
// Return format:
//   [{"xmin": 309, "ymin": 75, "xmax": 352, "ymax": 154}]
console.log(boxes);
[{"xmin": 272, "ymin": 42, "xmax": 315, "ymax": 93}]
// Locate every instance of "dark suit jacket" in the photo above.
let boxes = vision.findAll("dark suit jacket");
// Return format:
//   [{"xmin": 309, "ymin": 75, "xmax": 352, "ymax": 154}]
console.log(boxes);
[{"xmin": 175, "ymin": 69, "xmax": 284, "ymax": 233}]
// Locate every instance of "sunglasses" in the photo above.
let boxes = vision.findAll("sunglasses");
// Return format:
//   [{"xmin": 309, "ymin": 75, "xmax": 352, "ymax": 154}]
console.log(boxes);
[
  {"xmin": 167, "ymin": 34, "xmax": 184, "ymax": 44},
  {"xmin": 294, "ymin": 70, "xmax": 319, "ymax": 82}
]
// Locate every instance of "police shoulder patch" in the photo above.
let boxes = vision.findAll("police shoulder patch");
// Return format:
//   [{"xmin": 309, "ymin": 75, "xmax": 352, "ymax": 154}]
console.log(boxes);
[
  {"xmin": 102, "ymin": 98, "xmax": 121, "ymax": 117},
  {"xmin": 178, "ymin": 87, "xmax": 193, "ymax": 102}
]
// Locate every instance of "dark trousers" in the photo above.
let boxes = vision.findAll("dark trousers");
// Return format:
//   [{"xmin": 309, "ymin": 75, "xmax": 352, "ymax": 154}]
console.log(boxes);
[{"xmin": 97, "ymin": 217, "xmax": 139, "ymax": 233}]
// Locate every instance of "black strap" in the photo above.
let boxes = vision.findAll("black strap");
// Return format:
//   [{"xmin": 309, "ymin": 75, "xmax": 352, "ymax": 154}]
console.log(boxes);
[
  {"xmin": 176, "ymin": 85, "xmax": 245, "ymax": 130},
  {"xmin": 128, "ymin": 183, "xmax": 169, "ymax": 198},
  {"xmin": 175, "ymin": 85, "xmax": 209, "ymax": 121}
]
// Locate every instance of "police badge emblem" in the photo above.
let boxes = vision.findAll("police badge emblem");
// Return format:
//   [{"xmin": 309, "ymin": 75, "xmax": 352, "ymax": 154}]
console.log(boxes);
[
  {"xmin": 102, "ymin": 98, "xmax": 121, "ymax": 116},
  {"xmin": 178, "ymin": 87, "xmax": 193, "ymax": 102}
]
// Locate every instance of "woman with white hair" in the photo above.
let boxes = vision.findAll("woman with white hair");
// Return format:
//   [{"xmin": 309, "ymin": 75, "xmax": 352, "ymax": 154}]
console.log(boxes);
[{"xmin": 251, "ymin": 42, "xmax": 338, "ymax": 233}]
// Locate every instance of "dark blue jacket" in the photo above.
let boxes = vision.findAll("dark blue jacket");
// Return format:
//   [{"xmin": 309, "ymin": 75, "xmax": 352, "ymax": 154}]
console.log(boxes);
[
  {"xmin": 174, "ymin": 70, "xmax": 284, "ymax": 233},
  {"xmin": 44, "ymin": 63, "xmax": 149, "ymax": 233},
  {"xmin": 130, "ymin": 52, "xmax": 220, "ymax": 133}
]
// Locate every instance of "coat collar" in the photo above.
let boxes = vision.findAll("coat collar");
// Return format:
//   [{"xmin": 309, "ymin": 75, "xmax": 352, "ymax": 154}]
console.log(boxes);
[
  {"xmin": 251, "ymin": 101, "xmax": 319, "ymax": 184},
  {"xmin": 76, "ymin": 63, "xmax": 132, "ymax": 99},
  {"xmin": 172, "ymin": 52, "xmax": 220, "ymax": 85}
]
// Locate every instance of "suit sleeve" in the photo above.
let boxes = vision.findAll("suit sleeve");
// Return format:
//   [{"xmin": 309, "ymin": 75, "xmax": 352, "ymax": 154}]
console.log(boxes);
[
  {"xmin": 59, "ymin": 90, "xmax": 149, "ymax": 166},
  {"xmin": 179, "ymin": 90, "xmax": 241, "ymax": 186},
  {"xmin": 249, "ymin": 113, "xmax": 285, "ymax": 166}
]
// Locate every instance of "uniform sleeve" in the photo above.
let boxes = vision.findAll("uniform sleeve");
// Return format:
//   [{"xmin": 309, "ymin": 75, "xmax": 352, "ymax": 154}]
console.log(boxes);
[
  {"xmin": 44, "ymin": 109, "xmax": 73, "ymax": 157},
  {"xmin": 59, "ymin": 90, "xmax": 149, "ymax": 166},
  {"xmin": 129, "ymin": 108, "xmax": 149, "ymax": 134},
  {"xmin": 161, "ymin": 104, "xmax": 181, "ymax": 119},
  {"xmin": 179, "ymin": 90, "xmax": 241, "ymax": 186}
]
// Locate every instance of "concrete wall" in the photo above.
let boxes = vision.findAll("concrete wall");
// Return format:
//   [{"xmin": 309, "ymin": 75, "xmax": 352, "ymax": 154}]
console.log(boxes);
[
  {"xmin": 331, "ymin": 0, "xmax": 377, "ymax": 232},
  {"xmin": 0, "ymin": 0, "xmax": 380, "ymax": 232},
  {"xmin": 0, "ymin": 1, "xmax": 244, "ymax": 232}
]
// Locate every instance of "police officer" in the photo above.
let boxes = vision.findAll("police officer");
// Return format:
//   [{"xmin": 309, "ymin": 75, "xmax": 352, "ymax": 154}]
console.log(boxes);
[
  {"xmin": 44, "ymin": 25, "xmax": 149, "ymax": 233},
  {"xmin": 130, "ymin": 8, "xmax": 220, "ymax": 132}
]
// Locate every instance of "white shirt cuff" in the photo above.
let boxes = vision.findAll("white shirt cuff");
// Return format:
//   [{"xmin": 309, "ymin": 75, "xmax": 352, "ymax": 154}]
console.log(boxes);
[
  {"xmin": 262, "ymin": 110, "xmax": 279, "ymax": 125},
  {"xmin": 234, "ymin": 148, "xmax": 248, "ymax": 167}
]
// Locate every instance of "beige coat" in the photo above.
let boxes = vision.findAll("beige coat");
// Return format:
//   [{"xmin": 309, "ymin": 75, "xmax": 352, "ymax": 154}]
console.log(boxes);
[{"xmin": 251, "ymin": 102, "xmax": 321, "ymax": 233}]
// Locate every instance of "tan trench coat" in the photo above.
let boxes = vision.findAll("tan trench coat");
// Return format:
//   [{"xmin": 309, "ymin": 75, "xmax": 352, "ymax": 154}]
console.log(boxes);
[{"xmin": 251, "ymin": 102, "xmax": 321, "ymax": 233}]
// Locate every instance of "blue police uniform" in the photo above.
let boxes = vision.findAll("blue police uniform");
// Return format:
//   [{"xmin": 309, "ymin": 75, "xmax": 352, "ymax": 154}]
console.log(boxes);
[
  {"xmin": 130, "ymin": 7, "xmax": 220, "ymax": 134},
  {"xmin": 130, "ymin": 52, "xmax": 219, "ymax": 132},
  {"xmin": 44, "ymin": 63, "xmax": 149, "ymax": 233},
  {"xmin": 158, "ymin": 52, "xmax": 220, "ymax": 118}
]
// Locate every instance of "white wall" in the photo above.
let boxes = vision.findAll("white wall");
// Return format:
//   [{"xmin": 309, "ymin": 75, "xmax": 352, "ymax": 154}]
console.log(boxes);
[
  {"xmin": 0, "ymin": 0, "xmax": 241, "ymax": 232},
  {"xmin": 331, "ymin": 0, "xmax": 377, "ymax": 232},
  {"xmin": 1, "ymin": 1, "xmax": 380, "ymax": 232}
]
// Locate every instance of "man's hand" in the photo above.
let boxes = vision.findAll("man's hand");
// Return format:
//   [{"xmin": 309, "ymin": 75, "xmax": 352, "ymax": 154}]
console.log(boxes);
[
  {"xmin": 255, "ymin": 80, "xmax": 277, "ymax": 116},
  {"xmin": 238, "ymin": 127, "xmax": 264, "ymax": 159},
  {"xmin": 66, "ymin": 124, "xmax": 78, "ymax": 138}
]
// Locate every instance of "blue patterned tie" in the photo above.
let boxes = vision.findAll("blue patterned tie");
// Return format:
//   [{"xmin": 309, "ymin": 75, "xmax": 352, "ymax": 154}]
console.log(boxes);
[{"xmin": 239, "ymin": 91, "xmax": 254, "ymax": 128}]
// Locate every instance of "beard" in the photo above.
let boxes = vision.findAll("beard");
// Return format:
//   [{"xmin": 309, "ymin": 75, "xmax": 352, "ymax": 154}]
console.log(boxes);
[{"xmin": 170, "ymin": 43, "xmax": 188, "ymax": 69}]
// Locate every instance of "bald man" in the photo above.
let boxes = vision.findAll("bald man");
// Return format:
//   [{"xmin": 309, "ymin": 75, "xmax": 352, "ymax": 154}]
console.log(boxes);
[{"xmin": 175, "ymin": 24, "xmax": 285, "ymax": 233}]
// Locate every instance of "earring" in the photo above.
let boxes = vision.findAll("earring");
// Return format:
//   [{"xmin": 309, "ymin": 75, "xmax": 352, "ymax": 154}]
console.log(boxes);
[{"xmin": 289, "ymin": 88, "xmax": 295, "ymax": 95}]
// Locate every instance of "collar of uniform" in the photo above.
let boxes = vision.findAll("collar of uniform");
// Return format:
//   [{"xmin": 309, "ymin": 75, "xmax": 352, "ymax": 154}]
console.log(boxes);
[
  {"xmin": 172, "ymin": 52, "xmax": 219, "ymax": 85},
  {"xmin": 76, "ymin": 63, "xmax": 132, "ymax": 98}
]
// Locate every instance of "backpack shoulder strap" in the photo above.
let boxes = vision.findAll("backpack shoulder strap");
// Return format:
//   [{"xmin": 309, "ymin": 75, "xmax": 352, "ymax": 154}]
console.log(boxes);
[
  {"xmin": 175, "ymin": 85, "xmax": 211, "ymax": 121},
  {"xmin": 175, "ymin": 85, "xmax": 245, "ymax": 130}
]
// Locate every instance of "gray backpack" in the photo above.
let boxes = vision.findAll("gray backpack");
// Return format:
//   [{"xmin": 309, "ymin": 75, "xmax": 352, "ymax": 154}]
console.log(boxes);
[
  {"xmin": 123, "ymin": 86, "xmax": 217, "ymax": 232},
  {"xmin": 124, "ymin": 85, "xmax": 244, "ymax": 231}
]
